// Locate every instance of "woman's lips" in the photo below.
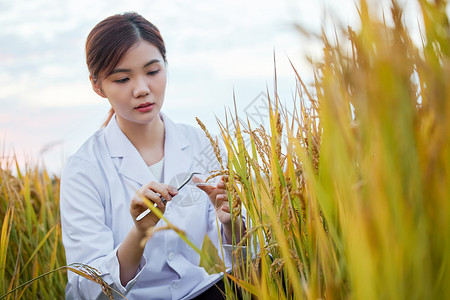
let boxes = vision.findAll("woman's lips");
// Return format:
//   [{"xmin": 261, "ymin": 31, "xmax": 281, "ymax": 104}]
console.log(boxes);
[{"xmin": 135, "ymin": 102, "xmax": 154, "ymax": 112}]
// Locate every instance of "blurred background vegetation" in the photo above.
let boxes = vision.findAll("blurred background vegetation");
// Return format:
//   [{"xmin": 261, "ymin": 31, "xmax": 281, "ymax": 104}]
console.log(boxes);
[{"xmin": 1, "ymin": 0, "xmax": 449, "ymax": 299}]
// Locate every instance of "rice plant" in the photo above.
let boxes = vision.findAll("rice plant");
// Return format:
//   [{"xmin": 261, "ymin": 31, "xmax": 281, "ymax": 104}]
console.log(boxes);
[
  {"xmin": 0, "ymin": 159, "xmax": 123, "ymax": 299},
  {"xmin": 199, "ymin": 0, "xmax": 450, "ymax": 299},
  {"xmin": 0, "ymin": 160, "xmax": 67, "ymax": 299}
]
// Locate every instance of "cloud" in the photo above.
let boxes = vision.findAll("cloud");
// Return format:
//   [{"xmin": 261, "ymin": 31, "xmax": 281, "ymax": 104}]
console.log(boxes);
[{"xmin": 0, "ymin": 0, "xmax": 308, "ymax": 174}]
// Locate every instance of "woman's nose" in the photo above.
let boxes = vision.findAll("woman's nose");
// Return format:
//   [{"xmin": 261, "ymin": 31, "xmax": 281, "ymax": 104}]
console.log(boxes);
[{"xmin": 133, "ymin": 77, "xmax": 150, "ymax": 98}]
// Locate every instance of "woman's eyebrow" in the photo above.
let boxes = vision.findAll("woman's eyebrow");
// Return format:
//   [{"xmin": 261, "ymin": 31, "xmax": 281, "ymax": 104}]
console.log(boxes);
[
  {"xmin": 110, "ymin": 59, "xmax": 161, "ymax": 75},
  {"xmin": 143, "ymin": 59, "xmax": 161, "ymax": 68}
]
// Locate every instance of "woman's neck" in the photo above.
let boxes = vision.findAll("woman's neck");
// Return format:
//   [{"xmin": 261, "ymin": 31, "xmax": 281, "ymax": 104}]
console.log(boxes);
[{"xmin": 116, "ymin": 115, "xmax": 165, "ymax": 166}]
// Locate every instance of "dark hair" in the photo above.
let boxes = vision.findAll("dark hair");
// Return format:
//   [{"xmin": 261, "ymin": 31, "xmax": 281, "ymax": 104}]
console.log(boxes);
[
  {"xmin": 86, "ymin": 12, "xmax": 166, "ymax": 82},
  {"xmin": 85, "ymin": 12, "xmax": 167, "ymax": 125}
]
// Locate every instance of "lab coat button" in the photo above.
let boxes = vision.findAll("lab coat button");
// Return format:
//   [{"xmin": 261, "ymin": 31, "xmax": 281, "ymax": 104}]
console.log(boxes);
[
  {"xmin": 171, "ymin": 281, "xmax": 179, "ymax": 289},
  {"xmin": 168, "ymin": 252, "xmax": 174, "ymax": 261}
]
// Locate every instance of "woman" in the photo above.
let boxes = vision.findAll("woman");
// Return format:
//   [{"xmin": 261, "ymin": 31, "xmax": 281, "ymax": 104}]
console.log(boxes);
[{"xmin": 60, "ymin": 12, "xmax": 244, "ymax": 299}]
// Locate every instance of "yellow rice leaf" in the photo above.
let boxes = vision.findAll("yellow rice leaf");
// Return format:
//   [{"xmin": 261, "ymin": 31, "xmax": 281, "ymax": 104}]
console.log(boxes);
[
  {"xmin": 0, "ymin": 204, "xmax": 14, "ymax": 287},
  {"xmin": 21, "ymin": 225, "xmax": 55, "ymax": 273},
  {"xmin": 225, "ymin": 272, "xmax": 259, "ymax": 296}
]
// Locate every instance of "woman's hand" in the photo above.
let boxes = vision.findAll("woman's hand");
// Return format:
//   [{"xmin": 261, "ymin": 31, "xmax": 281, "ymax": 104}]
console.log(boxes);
[
  {"xmin": 196, "ymin": 175, "xmax": 245, "ymax": 244},
  {"xmin": 195, "ymin": 175, "xmax": 232, "ymax": 225},
  {"xmin": 130, "ymin": 181, "xmax": 178, "ymax": 233}
]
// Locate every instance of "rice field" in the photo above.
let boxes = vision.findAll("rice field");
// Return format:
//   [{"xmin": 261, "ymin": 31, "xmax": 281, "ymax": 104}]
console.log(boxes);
[
  {"xmin": 1, "ymin": 0, "xmax": 449, "ymax": 299},
  {"xmin": 0, "ymin": 163, "xmax": 66, "ymax": 299}
]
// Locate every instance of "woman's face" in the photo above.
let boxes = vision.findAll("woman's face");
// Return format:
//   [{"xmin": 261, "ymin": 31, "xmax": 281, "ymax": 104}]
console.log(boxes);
[{"xmin": 92, "ymin": 41, "xmax": 167, "ymax": 129}]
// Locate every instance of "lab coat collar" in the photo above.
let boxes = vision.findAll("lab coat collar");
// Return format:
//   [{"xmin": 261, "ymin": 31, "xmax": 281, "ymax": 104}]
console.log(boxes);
[
  {"xmin": 159, "ymin": 113, "xmax": 192, "ymax": 184},
  {"xmin": 104, "ymin": 113, "xmax": 192, "ymax": 186}
]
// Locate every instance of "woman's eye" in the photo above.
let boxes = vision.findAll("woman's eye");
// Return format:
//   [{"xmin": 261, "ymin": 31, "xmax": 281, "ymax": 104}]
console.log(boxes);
[
  {"xmin": 114, "ymin": 78, "xmax": 129, "ymax": 83},
  {"xmin": 148, "ymin": 70, "xmax": 159, "ymax": 76}
]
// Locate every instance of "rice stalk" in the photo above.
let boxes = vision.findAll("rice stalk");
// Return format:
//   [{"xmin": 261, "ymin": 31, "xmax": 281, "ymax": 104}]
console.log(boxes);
[{"xmin": 194, "ymin": 1, "xmax": 450, "ymax": 299}]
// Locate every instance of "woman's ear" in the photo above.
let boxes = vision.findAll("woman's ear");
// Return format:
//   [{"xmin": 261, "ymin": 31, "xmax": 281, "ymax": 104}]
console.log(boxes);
[{"xmin": 90, "ymin": 75, "xmax": 107, "ymax": 98}]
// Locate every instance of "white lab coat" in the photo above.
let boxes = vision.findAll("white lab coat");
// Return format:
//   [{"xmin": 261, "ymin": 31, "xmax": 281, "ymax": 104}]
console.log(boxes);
[{"xmin": 60, "ymin": 113, "xmax": 233, "ymax": 300}]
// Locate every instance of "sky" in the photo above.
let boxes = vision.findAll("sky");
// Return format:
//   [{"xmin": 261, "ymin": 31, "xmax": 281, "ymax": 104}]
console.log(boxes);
[{"xmin": 0, "ymin": 0, "xmax": 423, "ymax": 175}]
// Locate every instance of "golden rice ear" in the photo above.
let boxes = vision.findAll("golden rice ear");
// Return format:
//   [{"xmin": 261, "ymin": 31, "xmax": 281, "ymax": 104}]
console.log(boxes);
[{"xmin": 196, "ymin": 117, "xmax": 224, "ymax": 170}]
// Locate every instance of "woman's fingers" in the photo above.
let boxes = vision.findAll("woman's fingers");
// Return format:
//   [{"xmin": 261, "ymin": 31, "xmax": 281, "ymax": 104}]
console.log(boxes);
[
  {"xmin": 216, "ymin": 175, "xmax": 227, "ymax": 190},
  {"xmin": 221, "ymin": 202, "xmax": 230, "ymax": 213},
  {"xmin": 149, "ymin": 182, "xmax": 178, "ymax": 200},
  {"xmin": 142, "ymin": 182, "xmax": 178, "ymax": 207},
  {"xmin": 216, "ymin": 193, "xmax": 227, "ymax": 202},
  {"xmin": 162, "ymin": 183, "xmax": 179, "ymax": 196},
  {"xmin": 140, "ymin": 188, "xmax": 166, "ymax": 209},
  {"xmin": 196, "ymin": 183, "xmax": 216, "ymax": 195},
  {"xmin": 133, "ymin": 182, "xmax": 179, "ymax": 218},
  {"xmin": 192, "ymin": 176, "xmax": 211, "ymax": 191}
]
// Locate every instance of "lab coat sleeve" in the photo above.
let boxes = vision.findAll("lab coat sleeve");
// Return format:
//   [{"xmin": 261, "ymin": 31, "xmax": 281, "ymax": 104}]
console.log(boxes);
[{"xmin": 60, "ymin": 156, "xmax": 146, "ymax": 299}]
